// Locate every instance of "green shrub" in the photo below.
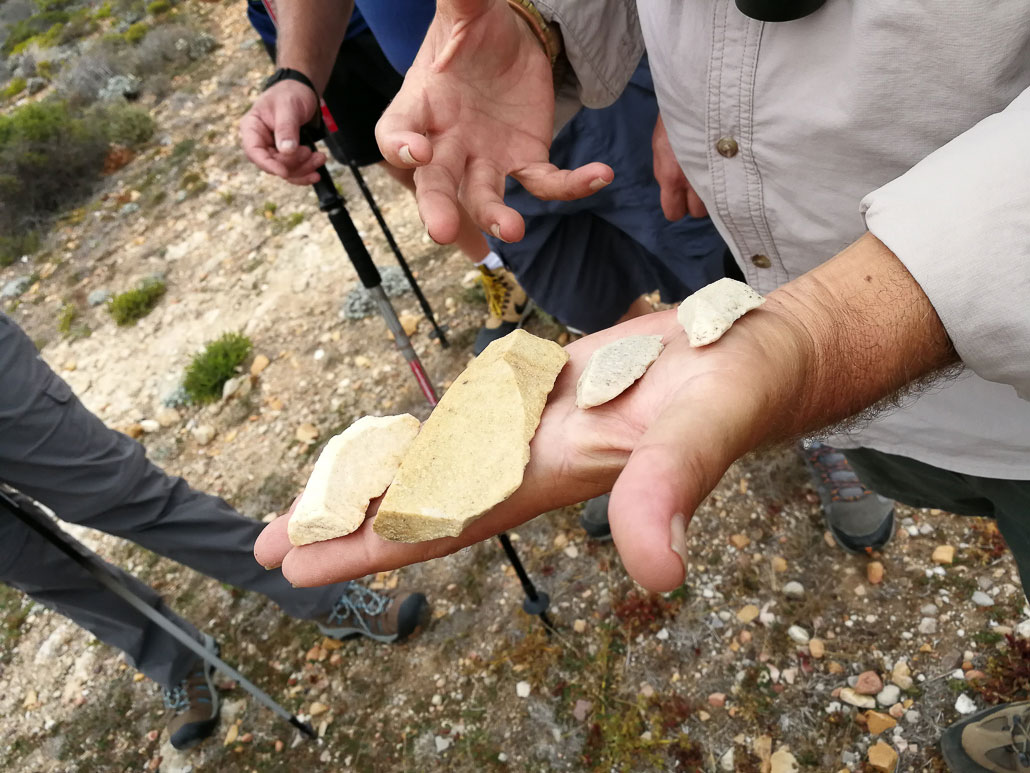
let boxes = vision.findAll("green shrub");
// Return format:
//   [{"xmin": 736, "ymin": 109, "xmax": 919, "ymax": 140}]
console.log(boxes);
[
  {"xmin": 93, "ymin": 1, "xmax": 113, "ymax": 19},
  {"xmin": 169, "ymin": 137, "xmax": 195, "ymax": 162},
  {"xmin": 0, "ymin": 231, "xmax": 40, "ymax": 267},
  {"xmin": 107, "ymin": 277, "xmax": 166, "ymax": 326},
  {"xmin": 0, "ymin": 100, "xmax": 155, "ymax": 242},
  {"xmin": 57, "ymin": 303, "xmax": 77, "ymax": 335},
  {"xmin": 36, "ymin": 60, "xmax": 58, "ymax": 80},
  {"xmin": 183, "ymin": 332, "xmax": 253, "ymax": 404},
  {"xmin": 2, "ymin": 10, "xmax": 70, "ymax": 56},
  {"xmin": 123, "ymin": 21, "xmax": 148, "ymax": 45},
  {"xmin": 2, "ymin": 77, "xmax": 27, "ymax": 100},
  {"xmin": 90, "ymin": 102, "xmax": 155, "ymax": 146},
  {"xmin": 0, "ymin": 101, "xmax": 109, "ymax": 234},
  {"xmin": 146, "ymin": 0, "xmax": 171, "ymax": 14}
]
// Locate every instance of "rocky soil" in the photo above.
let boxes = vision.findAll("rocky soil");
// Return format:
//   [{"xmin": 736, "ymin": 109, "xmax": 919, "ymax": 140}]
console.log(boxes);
[{"xmin": 2, "ymin": 3, "xmax": 1030, "ymax": 772}]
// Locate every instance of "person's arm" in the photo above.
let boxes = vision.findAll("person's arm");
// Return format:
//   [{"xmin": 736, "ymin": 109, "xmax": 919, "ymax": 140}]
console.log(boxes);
[
  {"xmin": 255, "ymin": 232, "xmax": 956, "ymax": 592},
  {"xmin": 861, "ymin": 87, "xmax": 1030, "ymax": 400},
  {"xmin": 374, "ymin": 0, "xmax": 639, "ymax": 244},
  {"xmin": 239, "ymin": 0, "xmax": 352, "ymax": 185},
  {"xmin": 274, "ymin": 0, "xmax": 351, "ymax": 93}
]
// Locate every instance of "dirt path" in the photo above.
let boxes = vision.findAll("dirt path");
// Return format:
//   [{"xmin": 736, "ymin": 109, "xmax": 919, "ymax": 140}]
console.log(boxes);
[{"xmin": 2, "ymin": 3, "xmax": 1028, "ymax": 771}]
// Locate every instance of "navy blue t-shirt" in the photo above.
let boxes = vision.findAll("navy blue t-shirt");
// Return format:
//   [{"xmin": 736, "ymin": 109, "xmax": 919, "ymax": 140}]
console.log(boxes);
[{"xmin": 246, "ymin": 1, "xmax": 370, "ymax": 48}]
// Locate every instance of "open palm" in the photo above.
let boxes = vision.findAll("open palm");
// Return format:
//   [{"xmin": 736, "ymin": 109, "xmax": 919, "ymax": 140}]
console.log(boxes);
[
  {"xmin": 375, "ymin": 0, "xmax": 613, "ymax": 244},
  {"xmin": 255, "ymin": 305, "xmax": 801, "ymax": 592}
]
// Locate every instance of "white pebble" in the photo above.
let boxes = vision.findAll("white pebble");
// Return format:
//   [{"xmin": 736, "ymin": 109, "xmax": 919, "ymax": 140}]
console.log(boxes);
[
  {"xmin": 787, "ymin": 625, "xmax": 810, "ymax": 644},
  {"xmin": 955, "ymin": 694, "xmax": 978, "ymax": 715},
  {"xmin": 515, "ymin": 681, "xmax": 531, "ymax": 698}
]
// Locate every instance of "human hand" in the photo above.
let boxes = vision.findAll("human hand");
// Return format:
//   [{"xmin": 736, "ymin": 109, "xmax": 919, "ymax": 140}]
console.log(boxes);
[
  {"xmin": 652, "ymin": 113, "xmax": 708, "ymax": 220},
  {"xmin": 255, "ymin": 304, "xmax": 810, "ymax": 592},
  {"xmin": 374, "ymin": 0, "xmax": 614, "ymax": 244},
  {"xmin": 240, "ymin": 80, "xmax": 325, "ymax": 185}
]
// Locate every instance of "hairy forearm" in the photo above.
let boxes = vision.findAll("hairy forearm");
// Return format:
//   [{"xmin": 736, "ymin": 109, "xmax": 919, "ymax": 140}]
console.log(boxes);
[
  {"xmin": 743, "ymin": 232, "xmax": 959, "ymax": 443},
  {"xmin": 274, "ymin": 0, "xmax": 352, "ymax": 93}
]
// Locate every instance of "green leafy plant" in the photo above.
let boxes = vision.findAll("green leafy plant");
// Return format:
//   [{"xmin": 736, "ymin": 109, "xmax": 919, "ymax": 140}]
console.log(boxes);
[
  {"xmin": 57, "ymin": 303, "xmax": 77, "ymax": 335},
  {"xmin": 182, "ymin": 332, "xmax": 253, "ymax": 404},
  {"xmin": 146, "ymin": 0, "xmax": 171, "ymax": 14},
  {"xmin": 122, "ymin": 21, "xmax": 148, "ymax": 45},
  {"xmin": 107, "ymin": 277, "xmax": 166, "ymax": 326},
  {"xmin": 2, "ymin": 77, "xmax": 27, "ymax": 101},
  {"xmin": 0, "ymin": 231, "xmax": 40, "ymax": 268}
]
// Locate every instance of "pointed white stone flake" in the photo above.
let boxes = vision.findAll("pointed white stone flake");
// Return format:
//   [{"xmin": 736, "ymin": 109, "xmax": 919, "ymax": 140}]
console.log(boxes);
[
  {"xmin": 576, "ymin": 335, "xmax": 664, "ymax": 409},
  {"xmin": 677, "ymin": 278, "xmax": 765, "ymax": 347}
]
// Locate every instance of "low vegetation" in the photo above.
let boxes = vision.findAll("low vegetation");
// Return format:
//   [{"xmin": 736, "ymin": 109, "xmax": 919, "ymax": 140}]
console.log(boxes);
[
  {"xmin": 182, "ymin": 331, "xmax": 253, "ymax": 404},
  {"xmin": 106, "ymin": 276, "xmax": 166, "ymax": 325}
]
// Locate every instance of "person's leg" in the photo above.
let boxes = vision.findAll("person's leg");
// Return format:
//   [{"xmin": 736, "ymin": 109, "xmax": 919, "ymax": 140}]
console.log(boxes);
[
  {"xmin": 0, "ymin": 515, "xmax": 202, "ymax": 688},
  {"xmin": 0, "ymin": 313, "xmax": 345, "ymax": 621}
]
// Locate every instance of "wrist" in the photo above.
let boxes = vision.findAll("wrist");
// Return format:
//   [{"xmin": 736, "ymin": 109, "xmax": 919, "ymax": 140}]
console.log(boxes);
[{"xmin": 505, "ymin": 0, "xmax": 561, "ymax": 66}]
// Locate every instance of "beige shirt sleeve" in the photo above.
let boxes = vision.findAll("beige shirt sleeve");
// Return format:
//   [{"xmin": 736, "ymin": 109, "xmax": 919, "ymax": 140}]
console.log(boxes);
[
  {"xmin": 861, "ymin": 87, "xmax": 1030, "ymax": 401},
  {"xmin": 535, "ymin": 0, "xmax": 644, "ymax": 109}
]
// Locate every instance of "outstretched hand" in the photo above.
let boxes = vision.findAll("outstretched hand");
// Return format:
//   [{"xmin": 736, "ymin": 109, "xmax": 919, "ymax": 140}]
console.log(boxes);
[
  {"xmin": 374, "ymin": 0, "xmax": 614, "ymax": 244},
  {"xmin": 255, "ymin": 303, "xmax": 810, "ymax": 592}
]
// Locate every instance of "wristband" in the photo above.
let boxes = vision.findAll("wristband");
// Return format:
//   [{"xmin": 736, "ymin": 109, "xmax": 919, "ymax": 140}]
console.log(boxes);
[
  {"xmin": 506, "ymin": 0, "xmax": 561, "ymax": 68},
  {"xmin": 263, "ymin": 67, "xmax": 319, "ymax": 99}
]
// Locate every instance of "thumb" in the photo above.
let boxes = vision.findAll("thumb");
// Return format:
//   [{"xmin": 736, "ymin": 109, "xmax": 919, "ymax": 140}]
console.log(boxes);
[
  {"xmin": 273, "ymin": 98, "xmax": 305, "ymax": 155},
  {"xmin": 607, "ymin": 378, "xmax": 754, "ymax": 591}
]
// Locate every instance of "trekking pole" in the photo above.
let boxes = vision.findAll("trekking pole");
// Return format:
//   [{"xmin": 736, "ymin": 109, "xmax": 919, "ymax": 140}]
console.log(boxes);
[
  {"xmin": 301, "ymin": 133, "xmax": 440, "ymax": 405},
  {"xmin": 0, "ymin": 484, "xmax": 317, "ymax": 740},
  {"xmin": 254, "ymin": 2, "xmax": 550, "ymax": 630},
  {"xmin": 338, "ymin": 147, "xmax": 449, "ymax": 348}
]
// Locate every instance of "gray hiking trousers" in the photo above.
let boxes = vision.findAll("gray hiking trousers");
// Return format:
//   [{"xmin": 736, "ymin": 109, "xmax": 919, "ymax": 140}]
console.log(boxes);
[{"xmin": 0, "ymin": 312, "xmax": 344, "ymax": 688}]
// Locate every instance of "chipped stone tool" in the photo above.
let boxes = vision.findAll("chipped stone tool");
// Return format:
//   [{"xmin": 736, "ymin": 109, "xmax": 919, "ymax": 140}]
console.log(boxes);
[
  {"xmin": 677, "ymin": 278, "xmax": 765, "ymax": 346},
  {"xmin": 576, "ymin": 334, "xmax": 664, "ymax": 409}
]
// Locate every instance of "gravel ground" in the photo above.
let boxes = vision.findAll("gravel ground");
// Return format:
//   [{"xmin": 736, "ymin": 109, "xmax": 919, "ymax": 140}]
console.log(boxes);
[{"xmin": 2, "ymin": 3, "xmax": 1029, "ymax": 771}]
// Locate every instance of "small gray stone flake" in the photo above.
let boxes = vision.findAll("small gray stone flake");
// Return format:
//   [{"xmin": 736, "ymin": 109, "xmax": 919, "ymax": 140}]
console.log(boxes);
[
  {"xmin": 971, "ymin": 591, "xmax": 994, "ymax": 607},
  {"xmin": 576, "ymin": 335, "xmax": 664, "ymax": 409},
  {"xmin": 87, "ymin": 289, "xmax": 112, "ymax": 307},
  {"xmin": 2, "ymin": 276, "xmax": 32, "ymax": 299}
]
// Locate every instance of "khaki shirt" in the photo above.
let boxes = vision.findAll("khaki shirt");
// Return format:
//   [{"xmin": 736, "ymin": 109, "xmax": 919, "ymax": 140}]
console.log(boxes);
[{"xmin": 539, "ymin": 0, "xmax": 1030, "ymax": 478}]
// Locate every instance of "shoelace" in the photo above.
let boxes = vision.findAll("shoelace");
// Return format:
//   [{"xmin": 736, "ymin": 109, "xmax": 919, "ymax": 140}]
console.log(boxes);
[
  {"xmin": 1013, "ymin": 709, "xmax": 1030, "ymax": 767},
  {"xmin": 162, "ymin": 666, "xmax": 212, "ymax": 714},
  {"xmin": 326, "ymin": 583, "xmax": 391, "ymax": 634},
  {"xmin": 804, "ymin": 441, "xmax": 871, "ymax": 502},
  {"xmin": 479, "ymin": 271, "xmax": 512, "ymax": 319},
  {"xmin": 163, "ymin": 684, "xmax": 190, "ymax": 713}
]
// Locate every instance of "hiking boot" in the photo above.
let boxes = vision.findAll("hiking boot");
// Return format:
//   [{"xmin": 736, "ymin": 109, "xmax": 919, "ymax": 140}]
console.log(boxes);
[
  {"xmin": 164, "ymin": 634, "xmax": 220, "ymax": 751},
  {"xmin": 941, "ymin": 701, "xmax": 1030, "ymax": 772},
  {"xmin": 800, "ymin": 439, "xmax": 895, "ymax": 554},
  {"xmin": 317, "ymin": 584, "xmax": 429, "ymax": 644},
  {"xmin": 473, "ymin": 265, "xmax": 530, "ymax": 355},
  {"xmin": 579, "ymin": 494, "xmax": 613, "ymax": 541}
]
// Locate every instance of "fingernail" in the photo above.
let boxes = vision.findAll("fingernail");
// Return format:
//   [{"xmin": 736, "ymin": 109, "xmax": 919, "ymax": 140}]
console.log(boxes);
[
  {"xmin": 490, "ymin": 224, "xmax": 502, "ymax": 239},
  {"xmin": 670, "ymin": 512, "xmax": 688, "ymax": 575},
  {"xmin": 399, "ymin": 144, "xmax": 416, "ymax": 165},
  {"xmin": 279, "ymin": 139, "xmax": 296, "ymax": 152},
  {"xmin": 589, "ymin": 177, "xmax": 610, "ymax": 191}
]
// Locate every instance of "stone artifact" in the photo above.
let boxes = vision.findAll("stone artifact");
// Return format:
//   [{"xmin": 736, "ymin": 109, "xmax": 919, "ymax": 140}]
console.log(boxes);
[
  {"xmin": 288, "ymin": 414, "xmax": 421, "ymax": 546},
  {"xmin": 677, "ymin": 278, "xmax": 765, "ymax": 346},
  {"xmin": 576, "ymin": 335, "xmax": 664, "ymax": 409},
  {"xmin": 374, "ymin": 330, "xmax": 568, "ymax": 542}
]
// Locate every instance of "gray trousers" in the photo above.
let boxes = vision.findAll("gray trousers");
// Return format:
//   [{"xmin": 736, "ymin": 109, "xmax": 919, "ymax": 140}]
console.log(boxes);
[{"xmin": 0, "ymin": 313, "xmax": 345, "ymax": 688}]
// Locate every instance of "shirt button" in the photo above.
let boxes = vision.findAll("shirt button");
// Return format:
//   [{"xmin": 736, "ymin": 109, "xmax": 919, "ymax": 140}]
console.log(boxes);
[
  {"xmin": 751, "ymin": 254, "xmax": 771, "ymax": 268},
  {"xmin": 716, "ymin": 137, "xmax": 739, "ymax": 158}
]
